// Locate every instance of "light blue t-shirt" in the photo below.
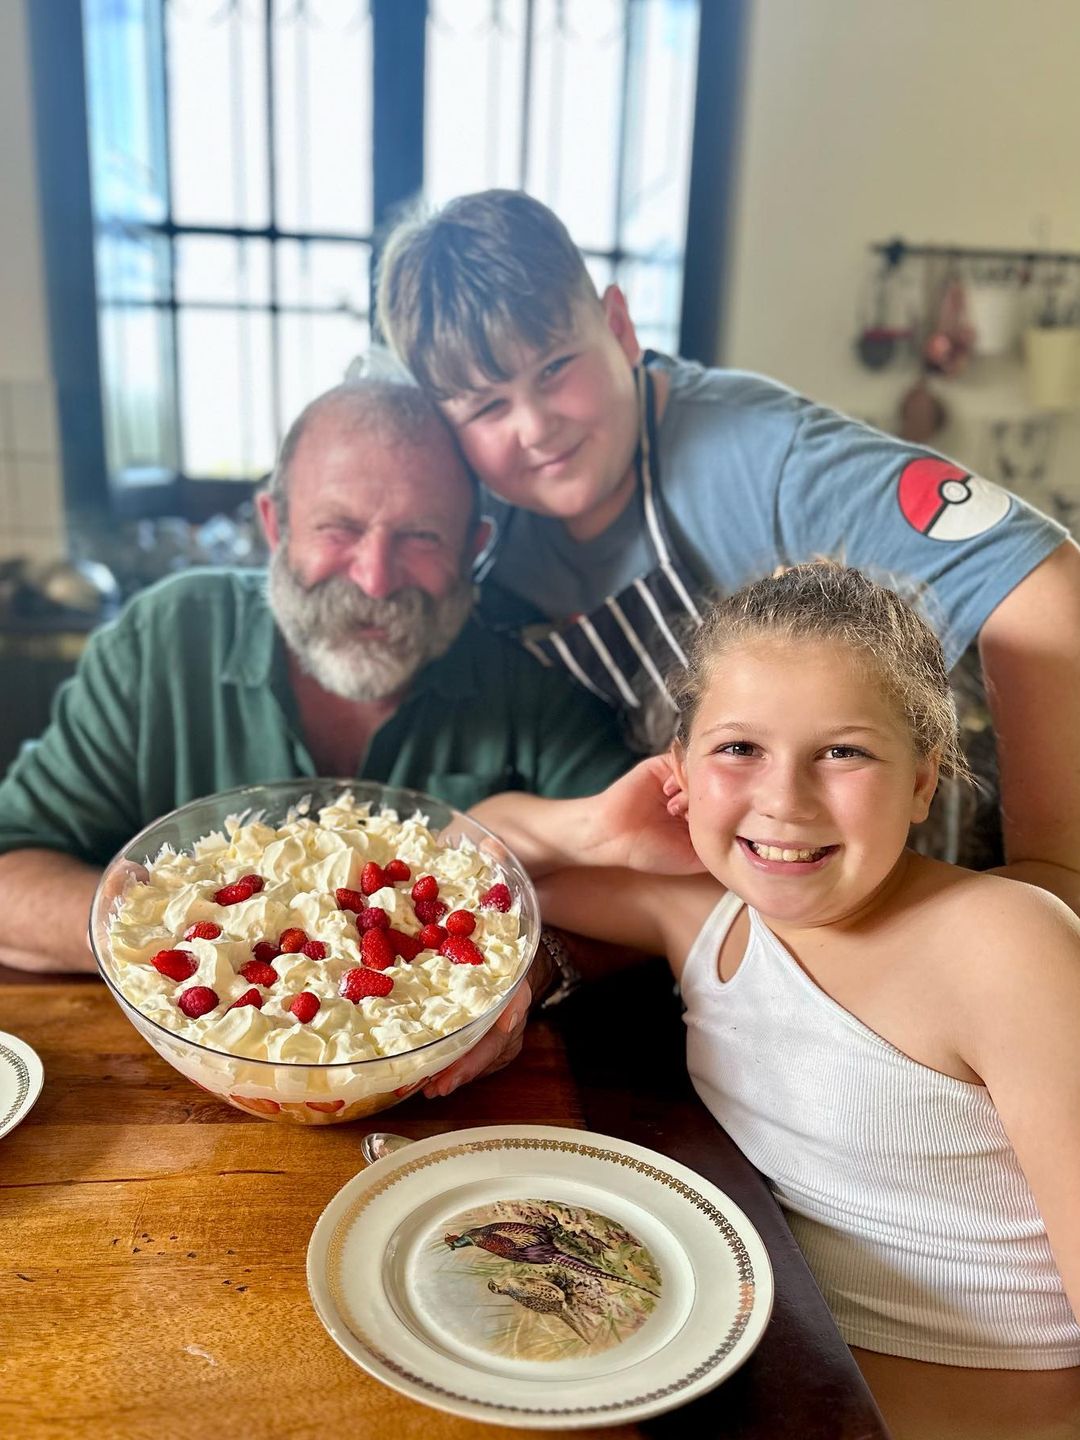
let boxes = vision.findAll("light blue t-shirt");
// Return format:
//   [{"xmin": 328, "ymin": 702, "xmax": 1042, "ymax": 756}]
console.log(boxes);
[{"xmin": 481, "ymin": 359, "xmax": 1068, "ymax": 669}]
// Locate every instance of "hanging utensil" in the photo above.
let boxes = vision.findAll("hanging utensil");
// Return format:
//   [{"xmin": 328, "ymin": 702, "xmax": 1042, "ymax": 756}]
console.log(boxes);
[{"xmin": 855, "ymin": 253, "xmax": 912, "ymax": 370}]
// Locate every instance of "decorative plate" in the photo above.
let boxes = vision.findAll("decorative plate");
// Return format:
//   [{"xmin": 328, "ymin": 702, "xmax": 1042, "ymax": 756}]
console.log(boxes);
[
  {"xmin": 0, "ymin": 1031, "xmax": 44, "ymax": 1140},
  {"xmin": 307, "ymin": 1124, "xmax": 773, "ymax": 1429}
]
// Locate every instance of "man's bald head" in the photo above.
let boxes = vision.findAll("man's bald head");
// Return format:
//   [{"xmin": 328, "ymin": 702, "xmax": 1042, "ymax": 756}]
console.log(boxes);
[{"xmin": 266, "ymin": 379, "xmax": 477, "ymax": 533}]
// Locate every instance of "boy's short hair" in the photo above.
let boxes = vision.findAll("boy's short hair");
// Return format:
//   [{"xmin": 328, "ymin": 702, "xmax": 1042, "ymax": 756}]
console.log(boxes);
[{"xmin": 376, "ymin": 189, "xmax": 598, "ymax": 401}]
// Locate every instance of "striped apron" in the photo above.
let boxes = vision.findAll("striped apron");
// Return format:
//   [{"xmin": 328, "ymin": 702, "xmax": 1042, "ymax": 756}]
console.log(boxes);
[{"xmin": 478, "ymin": 360, "xmax": 705, "ymax": 746}]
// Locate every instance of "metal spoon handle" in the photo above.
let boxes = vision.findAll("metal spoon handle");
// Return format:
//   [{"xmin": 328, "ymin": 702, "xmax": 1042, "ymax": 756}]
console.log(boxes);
[{"xmin": 360, "ymin": 1131, "xmax": 414, "ymax": 1166}]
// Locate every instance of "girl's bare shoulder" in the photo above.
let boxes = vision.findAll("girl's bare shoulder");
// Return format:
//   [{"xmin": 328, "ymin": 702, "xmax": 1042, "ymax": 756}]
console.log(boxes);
[
  {"xmin": 904, "ymin": 855, "xmax": 1080, "ymax": 985},
  {"xmin": 892, "ymin": 858, "xmax": 1080, "ymax": 1074},
  {"xmin": 908, "ymin": 855, "xmax": 1080, "ymax": 933},
  {"xmin": 904, "ymin": 860, "xmax": 1080, "ymax": 1096}
]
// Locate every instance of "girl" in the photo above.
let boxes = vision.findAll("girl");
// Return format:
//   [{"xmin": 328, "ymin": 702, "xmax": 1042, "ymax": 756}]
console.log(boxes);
[{"xmin": 471, "ymin": 563, "xmax": 1080, "ymax": 1411}]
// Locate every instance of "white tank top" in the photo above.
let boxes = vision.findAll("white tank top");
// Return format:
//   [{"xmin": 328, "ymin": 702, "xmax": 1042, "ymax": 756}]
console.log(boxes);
[{"xmin": 681, "ymin": 892, "xmax": 1080, "ymax": 1368}]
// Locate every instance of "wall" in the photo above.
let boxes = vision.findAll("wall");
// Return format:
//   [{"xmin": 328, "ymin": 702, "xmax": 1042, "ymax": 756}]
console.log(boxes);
[
  {"xmin": 0, "ymin": 0, "xmax": 63, "ymax": 563},
  {"xmin": 722, "ymin": 0, "xmax": 1080, "ymax": 519}
]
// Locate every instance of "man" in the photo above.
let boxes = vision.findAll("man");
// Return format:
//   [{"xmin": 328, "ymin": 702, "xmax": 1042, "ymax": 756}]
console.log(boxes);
[{"xmin": 0, "ymin": 379, "xmax": 631, "ymax": 974}]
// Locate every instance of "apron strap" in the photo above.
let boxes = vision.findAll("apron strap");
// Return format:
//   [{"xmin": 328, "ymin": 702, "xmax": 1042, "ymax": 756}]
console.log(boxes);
[{"xmin": 639, "ymin": 359, "xmax": 704, "ymax": 624}]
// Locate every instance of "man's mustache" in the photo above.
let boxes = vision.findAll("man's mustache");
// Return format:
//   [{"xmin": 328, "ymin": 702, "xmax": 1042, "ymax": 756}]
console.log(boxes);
[
  {"xmin": 286, "ymin": 572, "xmax": 429, "ymax": 644},
  {"xmin": 267, "ymin": 545, "xmax": 472, "ymax": 702}
]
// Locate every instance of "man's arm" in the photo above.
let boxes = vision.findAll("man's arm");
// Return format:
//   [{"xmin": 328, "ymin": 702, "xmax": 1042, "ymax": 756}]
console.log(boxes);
[
  {"xmin": 0, "ymin": 850, "xmax": 101, "ymax": 973},
  {"xmin": 0, "ymin": 601, "xmax": 146, "ymax": 974},
  {"xmin": 979, "ymin": 539, "xmax": 1080, "ymax": 915}
]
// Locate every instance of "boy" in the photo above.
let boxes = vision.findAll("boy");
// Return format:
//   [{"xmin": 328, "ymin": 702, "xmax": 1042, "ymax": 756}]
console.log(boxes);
[{"xmin": 376, "ymin": 189, "xmax": 1080, "ymax": 917}]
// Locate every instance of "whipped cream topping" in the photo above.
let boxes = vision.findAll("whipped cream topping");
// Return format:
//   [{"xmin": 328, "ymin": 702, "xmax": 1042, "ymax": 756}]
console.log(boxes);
[{"xmin": 106, "ymin": 794, "xmax": 530, "ymax": 1065}]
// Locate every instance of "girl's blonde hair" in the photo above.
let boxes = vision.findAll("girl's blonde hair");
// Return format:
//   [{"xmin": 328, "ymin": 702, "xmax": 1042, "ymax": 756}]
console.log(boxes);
[{"xmin": 673, "ymin": 563, "xmax": 972, "ymax": 783}]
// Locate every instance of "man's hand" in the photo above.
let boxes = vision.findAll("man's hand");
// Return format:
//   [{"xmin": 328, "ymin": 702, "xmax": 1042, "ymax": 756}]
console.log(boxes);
[{"xmin": 421, "ymin": 967, "xmax": 533, "ymax": 1098}]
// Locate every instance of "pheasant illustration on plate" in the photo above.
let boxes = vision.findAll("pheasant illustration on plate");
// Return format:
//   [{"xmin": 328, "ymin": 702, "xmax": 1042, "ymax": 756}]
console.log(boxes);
[
  {"xmin": 486, "ymin": 1272, "xmax": 601, "ymax": 1342},
  {"xmin": 436, "ymin": 1200, "xmax": 661, "ymax": 1360}
]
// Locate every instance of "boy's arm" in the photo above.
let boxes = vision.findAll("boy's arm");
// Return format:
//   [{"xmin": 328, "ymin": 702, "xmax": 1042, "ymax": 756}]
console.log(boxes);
[
  {"xmin": 979, "ymin": 540, "xmax": 1080, "ymax": 915},
  {"xmin": 955, "ymin": 884, "xmax": 1080, "ymax": 1318}
]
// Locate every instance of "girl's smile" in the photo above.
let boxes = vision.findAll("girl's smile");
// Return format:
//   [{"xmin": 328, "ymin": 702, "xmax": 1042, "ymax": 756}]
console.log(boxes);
[
  {"xmin": 676, "ymin": 639, "xmax": 939, "ymax": 938},
  {"xmin": 737, "ymin": 837, "xmax": 840, "ymax": 869}
]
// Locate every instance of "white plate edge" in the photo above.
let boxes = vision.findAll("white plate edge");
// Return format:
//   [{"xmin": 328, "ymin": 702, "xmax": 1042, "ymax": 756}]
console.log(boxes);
[{"xmin": 0, "ymin": 1031, "xmax": 45, "ymax": 1140}]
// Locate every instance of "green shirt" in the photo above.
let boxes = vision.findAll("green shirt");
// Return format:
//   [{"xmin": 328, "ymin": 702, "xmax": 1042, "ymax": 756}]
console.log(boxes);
[{"xmin": 0, "ymin": 569, "xmax": 632, "ymax": 866}]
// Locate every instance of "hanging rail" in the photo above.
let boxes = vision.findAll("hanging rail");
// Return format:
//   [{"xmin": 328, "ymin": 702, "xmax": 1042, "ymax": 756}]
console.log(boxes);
[{"xmin": 871, "ymin": 238, "xmax": 1080, "ymax": 269}]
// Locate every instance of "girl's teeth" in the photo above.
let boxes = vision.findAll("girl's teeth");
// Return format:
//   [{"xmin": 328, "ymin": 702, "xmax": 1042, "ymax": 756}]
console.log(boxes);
[{"xmin": 749, "ymin": 842, "xmax": 827, "ymax": 862}]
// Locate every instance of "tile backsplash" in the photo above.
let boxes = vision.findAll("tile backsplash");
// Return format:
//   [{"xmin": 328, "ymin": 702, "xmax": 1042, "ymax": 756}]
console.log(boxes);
[{"xmin": 0, "ymin": 377, "xmax": 64, "ymax": 563}]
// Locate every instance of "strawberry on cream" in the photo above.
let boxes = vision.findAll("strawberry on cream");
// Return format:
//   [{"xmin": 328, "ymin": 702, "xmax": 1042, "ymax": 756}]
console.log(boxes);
[{"xmin": 105, "ymin": 793, "xmax": 531, "ymax": 1067}]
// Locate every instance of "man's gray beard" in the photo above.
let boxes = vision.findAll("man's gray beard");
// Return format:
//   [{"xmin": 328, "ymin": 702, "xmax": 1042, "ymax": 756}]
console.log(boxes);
[{"xmin": 267, "ymin": 548, "xmax": 473, "ymax": 702}]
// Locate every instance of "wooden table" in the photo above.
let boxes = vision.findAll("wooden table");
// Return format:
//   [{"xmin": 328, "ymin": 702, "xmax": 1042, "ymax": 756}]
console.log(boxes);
[{"xmin": 0, "ymin": 958, "xmax": 889, "ymax": 1440}]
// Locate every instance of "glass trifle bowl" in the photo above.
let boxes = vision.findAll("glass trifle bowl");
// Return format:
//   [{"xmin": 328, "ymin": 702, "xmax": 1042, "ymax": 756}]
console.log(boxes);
[{"xmin": 89, "ymin": 779, "xmax": 540, "ymax": 1125}]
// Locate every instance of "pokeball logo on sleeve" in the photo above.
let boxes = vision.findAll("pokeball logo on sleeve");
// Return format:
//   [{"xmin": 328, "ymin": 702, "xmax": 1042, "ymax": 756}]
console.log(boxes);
[{"xmin": 897, "ymin": 457, "xmax": 1011, "ymax": 541}]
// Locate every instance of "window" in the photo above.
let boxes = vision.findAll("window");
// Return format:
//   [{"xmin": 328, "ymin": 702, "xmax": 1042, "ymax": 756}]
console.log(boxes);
[
  {"xmin": 83, "ymin": 0, "xmax": 376, "ymax": 504},
  {"xmin": 30, "ymin": 0, "xmax": 743, "ymax": 518},
  {"xmin": 425, "ymin": 0, "xmax": 699, "ymax": 352}
]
